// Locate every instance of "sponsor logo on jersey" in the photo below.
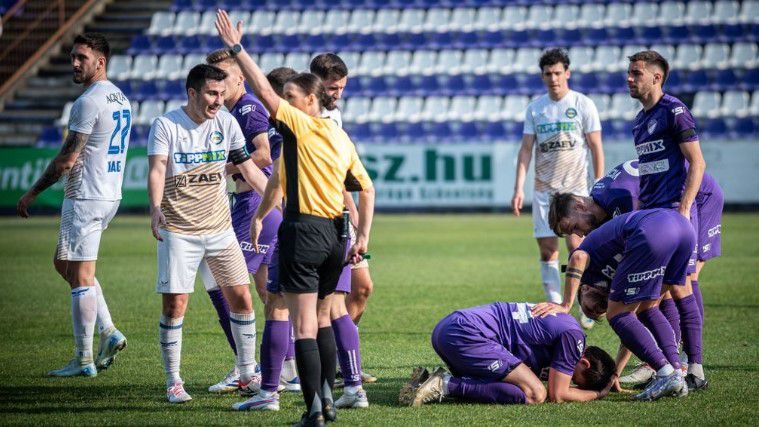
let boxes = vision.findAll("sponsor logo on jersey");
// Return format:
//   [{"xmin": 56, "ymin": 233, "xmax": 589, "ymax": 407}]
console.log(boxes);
[
  {"xmin": 627, "ymin": 266, "xmax": 666, "ymax": 283},
  {"xmin": 488, "ymin": 360, "xmax": 502, "ymax": 372},
  {"xmin": 625, "ymin": 287, "xmax": 640, "ymax": 296},
  {"xmin": 638, "ymin": 159, "xmax": 670, "ymax": 175},
  {"xmin": 535, "ymin": 121, "xmax": 577, "ymax": 134},
  {"xmin": 708, "ymin": 224, "xmax": 721, "ymax": 237},
  {"xmin": 106, "ymin": 92, "xmax": 127, "ymax": 105},
  {"xmin": 175, "ymin": 172, "xmax": 223, "ymax": 187},
  {"xmin": 209, "ymin": 131, "xmax": 224, "ymax": 145},
  {"xmin": 565, "ymin": 107, "xmax": 577, "ymax": 119},
  {"xmin": 647, "ymin": 120, "xmax": 657, "ymax": 134},
  {"xmin": 174, "ymin": 150, "xmax": 226, "ymax": 164},
  {"xmin": 240, "ymin": 104, "xmax": 255, "ymax": 115},
  {"xmin": 672, "ymin": 106, "xmax": 684, "ymax": 116},
  {"xmin": 577, "ymin": 339, "xmax": 584, "ymax": 354},
  {"xmin": 538, "ymin": 139, "xmax": 577, "ymax": 153},
  {"xmin": 240, "ymin": 241, "xmax": 270, "ymax": 254},
  {"xmin": 635, "ymin": 139, "xmax": 665, "ymax": 156},
  {"xmin": 702, "ymin": 243, "xmax": 711, "ymax": 253}
]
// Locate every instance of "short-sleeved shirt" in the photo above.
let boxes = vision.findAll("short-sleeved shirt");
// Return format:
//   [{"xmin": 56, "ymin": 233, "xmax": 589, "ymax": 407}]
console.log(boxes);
[
  {"xmin": 577, "ymin": 211, "xmax": 643, "ymax": 289},
  {"xmin": 523, "ymin": 90, "xmax": 602, "ymax": 194},
  {"xmin": 275, "ymin": 100, "xmax": 372, "ymax": 219},
  {"xmin": 591, "ymin": 160, "xmax": 641, "ymax": 218},
  {"xmin": 230, "ymin": 93, "xmax": 272, "ymax": 179},
  {"xmin": 322, "ymin": 107, "xmax": 343, "ymax": 129},
  {"xmin": 632, "ymin": 93, "xmax": 699, "ymax": 209},
  {"xmin": 147, "ymin": 108, "xmax": 246, "ymax": 235},
  {"xmin": 65, "ymin": 80, "xmax": 132, "ymax": 200},
  {"xmin": 455, "ymin": 302, "xmax": 586, "ymax": 376}
]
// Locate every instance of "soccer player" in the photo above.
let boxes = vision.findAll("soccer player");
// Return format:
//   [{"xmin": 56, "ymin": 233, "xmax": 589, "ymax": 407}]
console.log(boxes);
[
  {"xmin": 198, "ymin": 48, "xmax": 282, "ymax": 393},
  {"xmin": 16, "ymin": 33, "xmax": 129, "ymax": 377},
  {"xmin": 310, "ymin": 52, "xmax": 376, "ymax": 401},
  {"xmin": 147, "ymin": 64, "xmax": 269, "ymax": 404},
  {"xmin": 533, "ymin": 209, "xmax": 695, "ymax": 400},
  {"xmin": 511, "ymin": 48, "xmax": 604, "ymax": 315},
  {"xmin": 399, "ymin": 302, "xmax": 615, "ymax": 407},
  {"xmin": 215, "ymin": 11, "xmax": 375, "ymax": 426}
]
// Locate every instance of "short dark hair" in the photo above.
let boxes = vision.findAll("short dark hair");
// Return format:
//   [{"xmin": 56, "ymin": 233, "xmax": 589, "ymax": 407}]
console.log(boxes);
[
  {"xmin": 539, "ymin": 48, "xmax": 570, "ymax": 72},
  {"xmin": 267, "ymin": 67, "xmax": 298, "ymax": 97},
  {"xmin": 548, "ymin": 193, "xmax": 577, "ymax": 236},
  {"xmin": 628, "ymin": 50, "xmax": 670, "ymax": 85},
  {"xmin": 185, "ymin": 64, "xmax": 227, "ymax": 93},
  {"xmin": 310, "ymin": 53, "xmax": 348, "ymax": 81},
  {"xmin": 580, "ymin": 346, "xmax": 616, "ymax": 391},
  {"xmin": 73, "ymin": 33, "xmax": 110, "ymax": 59},
  {"xmin": 205, "ymin": 48, "xmax": 236, "ymax": 66},
  {"xmin": 286, "ymin": 72, "xmax": 332, "ymax": 111}
]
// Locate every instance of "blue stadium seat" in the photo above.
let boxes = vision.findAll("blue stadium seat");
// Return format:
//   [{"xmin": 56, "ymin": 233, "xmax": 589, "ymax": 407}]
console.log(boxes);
[
  {"xmin": 574, "ymin": 73, "xmax": 599, "ymax": 94},
  {"xmin": 135, "ymin": 81, "xmax": 160, "ymax": 102},
  {"xmin": 665, "ymin": 70, "xmax": 684, "ymax": 93},
  {"xmin": 400, "ymin": 122, "xmax": 427, "ymax": 144},
  {"xmin": 740, "ymin": 68, "xmax": 759, "ymax": 91},
  {"xmin": 438, "ymin": 75, "xmax": 466, "ymax": 97},
  {"xmin": 478, "ymin": 31, "xmax": 505, "ymax": 49},
  {"xmin": 718, "ymin": 24, "xmax": 746, "ymax": 43},
  {"xmin": 386, "ymin": 76, "xmax": 415, "ymax": 97},
  {"xmin": 160, "ymin": 80, "xmax": 185, "ymax": 100},
  {"xmin": 608, "ymin": 120, "xmax": 633, "ymax": 141},
  {"xmin": 344, "ymin": 122, "xmax": 371, "ymax": 142},
  {"xmin": 429, "ymin": 122, "xmax": 453, "ymax": 142},
  {"xmin": 399, "ymin": 32, "xmax": 426, "ymax": 50},
  {"xmin": 465, "ymin": 74, "xmax": 493, "ymax": 96},
  {"xmin": 490, "ymin": 74, "xmax": 517, "ymax": 96},
  {"xmin": 731, "ymin": 117, "xmax": 756, "ymax": 138},
  {"xmin": 531, "ymin": 29, "xmax": 559, "ymax": 49},
  {"xmin": 635, "ymin": 26, "xmax": 664, "ymax": 45},
  {"xmin": 363, "ymin": 77, "xmax": 388, "ymax": 97},
  {"xmin": 177, "ymin": 35, "xmax": 204, "ymax": 54},
  {"xmin": 127, "ymin": 35, "xmax": 151, "ymax": 55},
  {"xmin": 683, "ymin": 69, "xmax": 709, "ymax": 93},
  {"xmin": 272, "ymin": 34, "xmax": 302, "ymax": 53},
  {"xmin": 662, "ymin": 25, "xmax": 690, "ymax": 45},
  {"xmin": 503, "ymin": 121, "xmax": 523, "ymax": 142},
  {"xmin": 129, "ymin": 126, "xmax": 149, "ymax": 147},
  {"xmin": 700, "ymin": 118, "xmax": 728, "ymax": 139},
  {"xmin": 353, "ymin": 34, "xmax": 379, "ymax": 51},
  {"xmin": 328, "ymin": 34, "xmax": 354, "ymax": 51},
  {"xmin": 609, "ymin": 27, "xmax": 635, "ymax": 45},
  {"xmin": 712, "ymin": 69, "xmax": 739, "ymax": 91},
  {"xmin": 113, "ymin": 80, "xmax": 133, "ymax": 99},
  {"xmin": 514, "ymin": 73, "xmax": 543, "ymax": 96},
  {"xmin": 453, "ymin": 31, "xmax": 479, "ymax": 50},
  {"xmin": 413, "ymin": 75, "xmax": 440, "ymax": 97},
  {"xmin": 507, "ymin": 30, "xmax": 531, "ymax": 49},
  {"xmin": 171, "ymin": 0, "xmax": 192, "ymax": 11},
  {"xmin": 245, "ymin": 34, "xmax": 275, "ymax": 53},
  {"xmin": 152, "ymin": 36, "xmax": 176, "ymax": 54},
  {"xmin": 37, "ymin": 126, "xmax": 63, "ymax": 147},
  {"xmin": 688, "ymin": 24, "xmax": 718, "ymax": 44},
  {"xmin": 427, "ymin": 32, "xmax": 454, "ymax": 50},
  {"xmin": 582, "ymin": 28, "xmax": 610, "ymax": 46},
  {"xmin": 599, "ymin": 72, "xmax": 627, "ymax": 94},
  {"xmin": 450, "ymin": 121, "xmax": 480, "ymax": 142},
  {"xmin": 558, "ymin": 29, "xmax": 583, "ymax": 47},
  {"xmin": 481, "ymin": 121, "xmax": 506, "ymax": 141}
]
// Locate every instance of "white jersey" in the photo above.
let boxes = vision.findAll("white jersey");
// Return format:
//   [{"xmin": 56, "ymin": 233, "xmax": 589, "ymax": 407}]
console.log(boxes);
[
  {"xmin": 523, "ymin": 90, "xmax": 601, "ymax": 194},
  {"xmin": 65, "ymin": 80, "xmax": 131, "ymax": 200},
  {"xmin": 322, "ymin": 107, "xmax": 343, "ymax": 128},
  {"xmin": 148, "ymin": 108, "xmax": 246, "ymax": 235}
]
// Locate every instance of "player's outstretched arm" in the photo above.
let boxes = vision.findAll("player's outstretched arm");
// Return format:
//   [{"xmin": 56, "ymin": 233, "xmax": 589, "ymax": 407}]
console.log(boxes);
[
  {"xmin": 532, "ymin": 250, "xmax": 589, "ymax": 317},
  {"xmin": 678, "ymin": 140, "xmax": 706, "ymax": 218},
  {"xmin": 148, "ymin": 155, "xmax": 168, "ymax": 241},
  {"xmin": 511, "ymin": 134, "xmax": 535, "ymax": 216},
  {"xmin": 16, "ymin": 130, "xmax": 88, "ymax": 217},
  {"xmin": 215, "ymin": 10, "xmax": 280, "ymax": 117},
  {"xmin": 586, "ymin": 131, "xmax": 604, "ymax": 181},
  {"xmin": 548, "ymin": 368, "xmax": 613, "ymax": 403}
]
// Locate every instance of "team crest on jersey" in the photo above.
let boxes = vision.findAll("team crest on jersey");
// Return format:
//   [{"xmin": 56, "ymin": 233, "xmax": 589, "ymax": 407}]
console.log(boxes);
[
  {"xmin": 565, "ymin": 107, "xmax": 577, "ymax": 119},
  {"xmin": 647, "ymin": 120, "xmax": 657, "ymax": 135},
  {"xmin": 209, "ymin": 131, "xmax": 224, "ymax": 145}
]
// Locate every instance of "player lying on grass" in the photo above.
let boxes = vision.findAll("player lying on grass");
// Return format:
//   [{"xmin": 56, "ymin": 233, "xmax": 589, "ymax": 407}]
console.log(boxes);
[
  {"xmin": 548, "ymin": 162, "xmax": 717, "ymax": 390},
  {"xmin": 399, "ymin": 302, "xmax": 615, "ymax": 407},
  {"xmin": 533, "ymin": 209, "xmax": 696, "ymax": 400}
]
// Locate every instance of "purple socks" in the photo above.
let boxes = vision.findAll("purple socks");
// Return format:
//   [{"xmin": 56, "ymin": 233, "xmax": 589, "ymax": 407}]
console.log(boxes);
[
  {"xmin": 659, "ymin": 298, "xmax": 681, "ymax": 344},
  {"xmin": 332, "ymin": 314, "xmax": 363, "ymax": 387},
  {"xmin": 675, "ymin": 294, "xmax": 703, "ymax": 364},
  {"xmin": 207, "ymin": 289, "xmax": 236, "ymax": 354},
  {"xmin": 260, "ymin": 320, "xmax": 290, "ymax": 392},
  {"xmin": 691, "ymin": 279, "xmax": 704, "ymax": 322},
  {"xmin": 638, "ymin": 308, "xmax": 681, "ymax": 370},
  {"xmin": 609, "ymin": 311, "xmax": 668, "ymax": 371},
  {"xmin": 448, "ymin": 377, "xmax": 526, "ymax": 404}
]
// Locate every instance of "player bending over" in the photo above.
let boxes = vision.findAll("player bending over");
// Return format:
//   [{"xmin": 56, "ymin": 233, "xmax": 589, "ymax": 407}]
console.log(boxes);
[{"xmin": 400, "ymin": 302, "xmax": 615, "ymax": 407}]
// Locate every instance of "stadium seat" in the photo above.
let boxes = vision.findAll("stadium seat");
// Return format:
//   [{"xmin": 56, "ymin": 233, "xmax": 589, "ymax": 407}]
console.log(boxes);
[
  {"xmin": 489, "ymin": 74, "xmax": 518, "ymax": 96},
  {"xmin": 501, "ymin": 6, "xmax": 528, "ymax": 31},
  {"xmin": 473, "ymin": 7, "xmax": 503, "ymax": 31},
  {"xmin": 683, "ymin": 69, "xmax": 710, "ymax": 92},
  {"xmin": 578, "ymin": 3, "xmax": 605, "ymax": 28},
  {"xmin": 593, "ymin": 46, "xmax": 621, "ymax": 73},
  {"xmin": 449, "ymin": 8, "xmax": 476, "ymax": 32},
  {"xmin": 37, "ymin": 126, "xmax": 63, "ymax": 147},
  {"xmin": 250, "ymin": 10, "xmax": 277, "ymax": 35},
  {"xmin": 691, "ymin": 91, "xmax": 722, "ymax": 118},
  {"xmin": 712, "ymin": 0, "xmax": 740, "ymax": 24},
  {"xmin": 661, "ymin": 25, "xmax": 691, "ymax": 45},
  {"xmin": 574, "ymin": 73, "xmax": 599, "ymax": 94},
  {"xmin": 408, "ymin": 51, "xmax": 438, "ymax": 75},
  {"xmin": 147, "ymin": 11, "xmax": 175, "ymax": 36},
  {"xmin": 343, "ymin": 97, "xmax": 371, "ymax": 123},
  {"xmin": 435, "ymin": 50, "xmax": 464, "ymax": 75},
  {"xmin": 684, "ymin": 1, "xmax": 713, "ymax": 25},
  {"xmin": 665, "ymin": 70, "xmax": 685, "ymax": 92},
  {"xmin": 272, "ymin": 10, "xmax": 299, "ymax": 35},
  {"xmin": 131, "ymin": 55, "xmax": 158, "ymax": 80},
  {"xmin": 337, "ymin": 51, "xmax": 360, "ymax": 74},
  {"xmin": 649, "ymin": 44, "xmax": 676, "ymax": 64},
  {"xmin": 604, "ymin": 3, "xmax": 632, "ymax": 27},
  {"xmin": 460, "ymin": 49, "xmax": 488, "ymax": 75},
  {"xmin": 174, "ymin": 11, "xmax": 200, "ymax": 36},
  {"xmin": 347, "ymin": 9, "xmax": 376, "ymax": 34},
  {"xmin": 473, "ymin": 95, "xmax": 503, "ymax": 121},
  {"xmin": 525, "ymin": 5, "xmax": 552, "ymax": 29},
  {"xmin": 512, "ymin": 48, "xmax": 541, "ymax": 74},
  {"xmin": 674, "ymin": 44, "xmax": 703, "ymax": 69},
  {"xmin": 688, "ymin": 24, "xmax": 719, "ymax": 44},
  {"xmin": 436, "ymin": 75, "xmax": 466, "ymax": 97},
  {"xmin": 588, "ymin": 93, "xmax": 611, "ymax": 120},
  {"xmin": 394, "ymin": 96, "xmax": 424, "ymax": 122},
  {"xmin": 383, "ymin": 51, "xmax": 412, "ymax": 76},
  {"xmin": 631, "ymin": 2, "xmax": 659, "ymax": 27},
  {"xmin": 700, "ymin": 118, "xmax": 728, "ymax": 138},
  {"xmin": 502, "ymin": 95, "xmax": 529, "ymax": 121},
  {"xmin": 739, "ymin": 0, "xmax": 759, "ymax": 23},
  {"xmin": 134, "ymin": 81, "xmax": 160, "ymax": 101},
  {"xmin": 465, "ymin": 74, "xmax": 493, "ymax": 96},
  {"xmin": 618, "ymin": 45, "xmax": 647, "ymax": 70},
  {"xmin": 730, "ymin": 42, "xmax": 758, "ymax": 67},
  {"xmin": 109, "ymin": 55, "xmax": 132, "ymax": 81},
  {"xmin": 356, "ymin": 51, "xmax": 386, "ymax": 76},
  {"xmin": 701, "ymin": 43, "xmax": 731, "ymax": 68},
  {"xmin": 159, "ymin": 80, "xmax": 185, "ymax": 100},
  {"xmin": 127, "ymin": 35, "xmax": 151, "ymax": 55},
  {"xmin": 446, "ymin": 96, "xmax": 477, "ymax": 121},
  {"xmin": 372, "ymin": 9, "xmax": 400, "ymax": 33},
  {"xmin": 182, "ymin": 53, "xmax": 206, "ymax": 75},
  {"xmin": 155, "ymin": 54, "xmax": 184, "ymax": 80},
  {"xmin": 283, "ymin": 52, "xmax": 310, "ymax": 71},
  {"xmin": 732, "ymin": 116, "xmax": 756, "ymax": 137},
  {"xmin": 750, "ymin": 90, "xmax": 759, "ymax": 115},
  {"xmin": 657, "ymin": 1, "xmax": 685, "ymax": 26},
  {"xmin": 741, "ymin": 69, "xmax": 759, "ymax": 91},
  {"xmin": 568, "ymin": 47, "xmax": 594, "ymax": 73},
  {"xmin": 609, "ymin": 93, "xmax": 641, "ymax": 120},
  {"xmin": 486, "ymin": 48, "xmax": 514, "ymax": 74},
  {"xmin": 721, "ymin": 90, "xmax": 751, "ymax": 117},
  {"xmin": 635, "ymin": 26, "xmax": 664, "ymax": 46},
  {"xmin": 258, "ymin": 53, "xmax": 285, "ymax": 73},
  {"xmin": 552, "ymin": 5, "xmax": 579, "ymax": 28},
  {"xmin": 397, "ymin": 8, "xmax": 426, "ymax": 33},
  {"xmin": 420, "ymin": 96, "xmax": 450, "ymax": 122}
]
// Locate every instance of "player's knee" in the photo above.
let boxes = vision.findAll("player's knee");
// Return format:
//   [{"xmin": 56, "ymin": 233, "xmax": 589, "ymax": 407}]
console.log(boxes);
[{"xmin": 355, "ymin": 277, "xmax": 373, "ymax": 300}]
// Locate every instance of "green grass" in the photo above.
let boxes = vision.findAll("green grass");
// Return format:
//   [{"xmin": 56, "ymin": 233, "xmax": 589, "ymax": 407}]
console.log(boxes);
[{"xmin": 0, "ymin": 213, "xmax": 758, "ymax": 426}]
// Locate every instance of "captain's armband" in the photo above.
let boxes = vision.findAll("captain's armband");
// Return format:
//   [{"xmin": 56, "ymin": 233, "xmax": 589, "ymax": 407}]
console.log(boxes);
[{"xmin": 229, "ymin": 147, "xmax": 251, "ymax": 165}]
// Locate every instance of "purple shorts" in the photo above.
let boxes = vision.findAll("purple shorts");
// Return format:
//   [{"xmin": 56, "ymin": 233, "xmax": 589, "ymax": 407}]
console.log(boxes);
[
  {"xmin": 609, "ymin": 211, "xmax": 695, "ymax": 304},
  {"xmin": 695, "ymin": 185, "xmax": 723, "ymax": 262},
  {"xmin": 266, "ymin": 233, "xmax": 351, "ymax": 294},
  {"xmin": 431, "ymin": 312, "xmax": 520, "ymax": 381},
  {"xmin": 232, "ymin": 191, "xmax": 282, "ymax": 274}
]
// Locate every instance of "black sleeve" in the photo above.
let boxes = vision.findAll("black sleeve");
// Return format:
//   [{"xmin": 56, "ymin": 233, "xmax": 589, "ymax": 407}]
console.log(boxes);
[
  {"xmin": 229, "ymin": 147, "xmax": 251, "ymax": 165},
  {"xmin": 344, "ymin": 171, "xmax": 364, "ymax": 192}
]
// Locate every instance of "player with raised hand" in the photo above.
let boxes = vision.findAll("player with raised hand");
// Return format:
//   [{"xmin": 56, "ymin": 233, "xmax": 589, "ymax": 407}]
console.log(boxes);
[
  {"xmin": 17, "ymin": 33, "xmax": 129, "ymax": 377},
  {"xmin": 400, "ymin": 302, "xmax": 615, "ymax": 407},
  {"xmin": 511, "ymin": 48, "xmax": 604, "ymax": 324},
  {"xmin": 147, "ymin": 64, "xmax": 269, "ymax": 403}
]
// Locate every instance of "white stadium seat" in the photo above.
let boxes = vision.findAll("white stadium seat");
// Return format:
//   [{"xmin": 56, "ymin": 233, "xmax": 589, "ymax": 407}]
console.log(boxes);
[
  {"xmin": 156, "ymin": 54, "xmax": 184, "ymax": 80},
  {"xmin": 701, "ymin": 43, "xmax": 731, "ymax": 69},
  {"xmin": 684, "ymin": 1, "xmax": 713, "ymax": 25},
  {"xmin": 473, "ymin": 95, "xmax": 503, "ymax": 121},
  {"xmin": 258, "ymin": 53, "xmax": 285, "ymax": 73},
  {"xmin": 435, "ymin": 50, "xmax": 463, "ymax": 74},
  {"xmin": 336, "ymin": 51, "xmax": 360, "ymax": 74},
  {"xmin": 730, "ymin": 42, "xmax": 758, "ymax": 68},
  {"xmin": 384, "ymin": 51, "xmax": 413, "ymax": 75},
  {"xmin": 137, "ymin": 100, "xmax": 164, "ymax": 126},
  {"xmin": 420, "ymin": 96, "xmax": 450, "ymax": 122},
  {"xmin": 673, "ymin": 44, "xmax": 703, "ymax": 69},
  {"xmin": 422, "ymin": 8, "xmax": 451, "ymax": 32},
  {"xmin": 323, "ymin": 10, "xmax": 350, "ymax": 34},
  {"xmin": 356, "ymin": 51, "xmax": 386, "ymax": 76},
  {"xmin": 251, "ymin": 11, "xmax": 277, "ymax": 35},
  {"xmin": 649, "ymin": 44, "xmax": 677, "ymax": 64},
  {"xmin": 297, "ymin": 10, "xmax": 324, "ymax": 34},
  {"xmin": 691, "ymin": 91, "xmax": 722, "ymax": 118},
  {"xmin": 182, "ymin": 53, "xmax": 206, "ymax": 76},
  {"xmin": 343, "ymin": 97, "xmax": 371, "ymax": 123},
  {"xmin": 109, "ymin": 55, "xmax": 132, "ymax": 81},
  {"xmin": 397, "ymin": 8, "xmax": 426, "ymax": 33},
  {"xmin": 486, "ymin": 48, "xmax": 514, "ymax": 74},
  {"xmin": 449, "ymin": 8, "xmax": 477, "ymax": 32},
  {"xmin": 512, "ymin": 48, "xmax": 541, "ymax": 74},
  {"xmin": 525, "ymin": 5, "xmax": 553, "ymax": 29},
  {"xmin": 712, "ymin": 0, "xmax": 740, "ymax": 24},
  {"xmin": 740, "ymin": 0, "xmax": 759, "ymax": 23},
  {"xmin": 131, "ymin": 55, "xmax": 157, "ymax": 80},
  {"xmin": 165, "ymin": 99, "xmax": 184, "ymax": 114},
  {"xmin": 473, "ymin": 7, "xmax": 503, "ymax": 31},
  {"xmin": 568, "ymin": 47, "xmax": 595, "ymax": 73},
  {"xmin": 147, "ymin": 11, "xmax": 175, "ymax": 36},
  {"xmin": 552, "ymin": 5, "xmax": 580, "ymax": 28},
  {"xmin": 408, "ymin": 51, "xmax": 438, "ymax": 75},
  {"xmin": 657, "ymin": 2, "xmax": 685, "ymax": 26},
  {"xmin": 502, "ymin": 95, "xmax": 529, "ymax": 121},
  {"xmin": 604, "ymin": 3, "xmax": 632, "ymax": 27},
  {"xmin": 619, "ymin": 45, "xmax": 648, "ymax": 71},
  {"xmin": 588, "ymin": 94, "xmax": 611, "ymax": 120},
  {"xmin": 195, "ymin": 10, "xmax": 216, "ymax": 35},
  {"xmin": 501, "ymin": 6, "xmax": 528, "ymax": 31},
  {"xmin": 462, "ymin": 49, "xmax": 490, "ymax": 75},
  {"xmin": 394, "ymin": 96, "xmax": 424, "ymax": 122},
  {"xmin": 750, "ymin": 90, "xmax": 759, "ymax": 116},
  {"xmin": 630, "ymin": 2, "xmax": 659, "ymax": 27},
  {"xmin": 593, "ymin": 46, "xmax": 622, "ymax": 73},
  {"xmin": 373, "ymin": 9, "xmax": 400, "ymax": 33},
  {"xmin": 271, "ymin": 10, "xmax": 299, "ymax": 35},
  {"xmin": 174, "ymin": 11, "xmax": 199, "ymax": 35},
  {"xmin": 346, "ymin": 9, "xmax": 376, "ymax": 34},
  {"xmin": 578, "ymin": 3, "xmax": 606, "ymax": 28},
  {"xmin": 367, "ymin": 97, "xmax": 397, "ymax": 123},
  {"xmin": 610, "ymin": 93, "xmax": 641, "ymax": 120},
  {"xmin": 447, "ymin": 96, "xmax": 477, "ymax": 121},
  {"xmin": 721, "ymin": 90, "xmax": 751, "ymax": 117},
  {"xmin": 283, "ymin": 52, "xmax": 310, "ymax": 71}
]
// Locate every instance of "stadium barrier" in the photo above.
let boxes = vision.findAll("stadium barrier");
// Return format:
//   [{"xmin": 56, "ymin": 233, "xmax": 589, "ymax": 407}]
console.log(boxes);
[{"xmin": 0, "ymin": 142, "xmax": 756, "ymax": 211}]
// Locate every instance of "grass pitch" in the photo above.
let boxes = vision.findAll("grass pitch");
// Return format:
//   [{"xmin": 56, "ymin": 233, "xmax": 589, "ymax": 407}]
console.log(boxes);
[{"xmin": 0, "ymin": 213, "xmax": 758, "ymax": 426}]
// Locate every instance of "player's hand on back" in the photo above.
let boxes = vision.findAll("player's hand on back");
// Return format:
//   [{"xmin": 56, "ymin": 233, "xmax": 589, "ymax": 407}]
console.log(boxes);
[
  {"xmin": 511, "ymin": 190, "xmax": 524, "ymax": 216},
  {"xmin": 530, "ymin": 302, "xmax": 569, "ymax": 318},
  {"xmin": 215, "ymin": 9, "xmax": 243, "ymax": 48},
  {"xmin": 16, "ymin": 192, "xmax": 35, "ymax": 218},
  {"xmin": 150, "ymin": 207, "xmax": 166, "ymax": 241}
]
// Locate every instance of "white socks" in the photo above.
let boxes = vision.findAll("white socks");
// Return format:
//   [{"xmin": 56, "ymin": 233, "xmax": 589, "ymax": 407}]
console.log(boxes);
[
  {"xmin": 230, "ymin": 312, "xmax": 257, "ymax": 383},
  {"xmin": 540, "ymin": 260, "xmax": 562, "ymax": 303},
  {"xmin": 657, "ymin": 364, "xmax": 675, "ymax": 377},
  {"xmin": 71, "ymin": 286, "xmax": 97, "ymax": 362},
  {"xmin": 160, "ymin": 315, "xmax": 183, "ymax": 386},
  {"xmin": 94, "ymin": 278, "xmax": 114, "ymax": 335},
  {"xmin": 688, "ymin": 363, "xmax": 705, "ymax": 380},
  {"xmin": 282, "ymin": 358, "xmax": 298, "ymax": 381}
]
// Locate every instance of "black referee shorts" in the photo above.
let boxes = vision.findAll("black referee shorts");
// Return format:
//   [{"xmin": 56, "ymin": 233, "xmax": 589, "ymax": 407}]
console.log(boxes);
[{"xmin": 278, "ymin": 214, "xmax": 347, "ymax": 299}]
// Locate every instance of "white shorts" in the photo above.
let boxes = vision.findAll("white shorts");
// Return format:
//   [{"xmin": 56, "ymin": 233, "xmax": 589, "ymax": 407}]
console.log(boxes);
[
  {"xmin": 349, "ymin": 223, "xmax": 369, "ymax": 270},
  {"xmin": 56, "ymin": 198, "xmax": 119, "ymax": 261},
  {"xmin": 532, "ymin": 189, "xmax": 588, "ymax": 238},
  {"xmin": 156, "ymin": 229, "xmax": 250, "ymax": 294}
]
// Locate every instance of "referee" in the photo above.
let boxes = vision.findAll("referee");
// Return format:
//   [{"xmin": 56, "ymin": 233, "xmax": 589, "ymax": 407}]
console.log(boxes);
[{"xmin": 216, "ymin": 11, "xmax": 375, "ymax": 427}]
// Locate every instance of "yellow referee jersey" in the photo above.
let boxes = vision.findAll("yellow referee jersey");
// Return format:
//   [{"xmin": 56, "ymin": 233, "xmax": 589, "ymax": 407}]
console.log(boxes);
[{"xmin": 275, "ymin": 100, "xmax": 372, "ymax": 219}]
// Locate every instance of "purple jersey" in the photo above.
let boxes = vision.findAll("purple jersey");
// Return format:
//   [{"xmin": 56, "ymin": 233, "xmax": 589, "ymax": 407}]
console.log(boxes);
[
  {"xmin": 452, "ymin": 302, "xmax": 585, "ymax": 376},
  {"xmin": 591, "ymin": 160, "xmax": 641, "ymax": 218},
  {"xmin": 632, "ymin": 94, "xmax": 699, "ymax": 209},
  {"xmin": 230, "ymin": 93, "xmax": 272, "ymax": 179}
]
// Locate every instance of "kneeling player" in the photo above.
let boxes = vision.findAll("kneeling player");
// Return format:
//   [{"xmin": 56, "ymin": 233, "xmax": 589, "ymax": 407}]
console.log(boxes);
[
  {"xmin": 533, "ymin": 209, "xmax": 696, "ymax": 400},
  {"xmin": 399, "ymin": 302, "xmax": 615, "ymax": 407}
]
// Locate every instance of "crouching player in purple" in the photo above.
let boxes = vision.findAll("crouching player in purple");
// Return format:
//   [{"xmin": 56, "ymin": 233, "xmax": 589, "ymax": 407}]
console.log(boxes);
[
  {"xmin": 197, "ymin": 49, "xmax": 284, "ymax": 393},
  {"xmin": 534, "ymin": 209, "xmax": 696, "ymax": 400},
  {"xmin": 399, "ymin": 302, "xmax": 615, "ymax": 407}
]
